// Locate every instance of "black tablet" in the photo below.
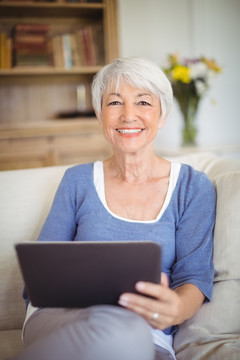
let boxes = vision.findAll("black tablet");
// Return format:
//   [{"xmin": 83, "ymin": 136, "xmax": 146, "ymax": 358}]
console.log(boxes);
[{"xmin": 15, "ymin": 241, "xmax": 161, "ymax": 308}]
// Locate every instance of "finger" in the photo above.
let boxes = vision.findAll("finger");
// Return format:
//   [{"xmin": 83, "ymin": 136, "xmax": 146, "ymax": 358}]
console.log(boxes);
[
  {"xmin": 149, "ymin": 312, "xmax": 172, "ymax": 330},
  {"xmin": 135, "ymin": 281, "xmax": 171, "ymax": 302},
  {"xmin": 118, "ymin": 294, "xmax": 173, "ymax": 330},
  {"xmin": 118, "ymin": 292, "xmax": 153, "ymax": 309},
  {"xmin": 118, "ymin": 292, "xmax": 168, "ymax": 318},
  {"xmin": 161, "ymin": 272, "xmax": 169, "ymax": 288}
]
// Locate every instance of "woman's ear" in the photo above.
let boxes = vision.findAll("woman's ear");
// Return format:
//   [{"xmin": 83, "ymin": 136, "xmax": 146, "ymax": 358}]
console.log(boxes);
[
  {"xmin": 157, "ymin": 100, "xmax": 167, "ymax": 130},
  {"xmin": 158, "ymin": 115, "xmax": 167, "ymax": 130},
  {"xmin": 94, "ymin": 109, "xmax": 102, "ymax": 125},
  {"xmin": 98, "ymin": 117, "xmax": 103, "ymax": 127}
]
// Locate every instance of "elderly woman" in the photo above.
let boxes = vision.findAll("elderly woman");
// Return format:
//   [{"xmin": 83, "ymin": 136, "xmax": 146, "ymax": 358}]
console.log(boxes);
[{"xmin": 13, "ymin": 57, "xmax": 216, "ymax": 360}]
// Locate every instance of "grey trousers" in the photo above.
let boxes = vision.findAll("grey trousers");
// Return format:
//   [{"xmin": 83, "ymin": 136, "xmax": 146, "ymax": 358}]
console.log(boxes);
[{"xmin": 10, "ymin": 305, "xmax": 174, "ymax": 360}]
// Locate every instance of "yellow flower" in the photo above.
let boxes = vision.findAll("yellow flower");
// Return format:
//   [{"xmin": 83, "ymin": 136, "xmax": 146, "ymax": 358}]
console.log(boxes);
[
  {"xmin": 172, "ymin": 65, "xmax": 191, "ymax": 83},
  {"xmin": 202, "ymin": 57, "xmax": 222, "ymax": 73}
]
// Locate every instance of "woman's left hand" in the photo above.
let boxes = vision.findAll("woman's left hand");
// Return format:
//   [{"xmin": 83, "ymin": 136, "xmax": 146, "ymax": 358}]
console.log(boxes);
[{"xmin": 118, "ymin": 273, "xmax": 183, "ymax": 330}]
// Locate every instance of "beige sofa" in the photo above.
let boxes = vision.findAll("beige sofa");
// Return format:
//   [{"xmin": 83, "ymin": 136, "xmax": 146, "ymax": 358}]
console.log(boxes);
[{"xmin": 0, "ymin": 152, "xmax": 240, "ymax": 360}]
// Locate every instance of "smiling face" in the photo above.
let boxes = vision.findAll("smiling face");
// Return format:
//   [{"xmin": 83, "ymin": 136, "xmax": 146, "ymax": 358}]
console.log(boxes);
[{"xmin": 98, "ymin": 81, "xmax": 164, "ymax": 155}]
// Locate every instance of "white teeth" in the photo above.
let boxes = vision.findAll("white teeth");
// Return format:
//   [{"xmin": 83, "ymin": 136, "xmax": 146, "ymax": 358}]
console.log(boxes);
[{"xmin": 117, "ymin": 129, "xmax": 143, "ymax": 134}]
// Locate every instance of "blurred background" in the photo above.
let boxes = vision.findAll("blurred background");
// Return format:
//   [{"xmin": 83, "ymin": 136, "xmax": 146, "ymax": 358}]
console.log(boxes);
[{"xmin": 118, "ymin": 0, "xmax": 240, "ymax": 153}]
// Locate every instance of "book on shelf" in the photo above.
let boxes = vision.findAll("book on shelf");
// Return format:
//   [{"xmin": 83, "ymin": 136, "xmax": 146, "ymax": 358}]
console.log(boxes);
[
  {"xmin": 0, "ymin": 32, "xmax": 12, "ymax": 69},
  {"xmin": 81, "ymin": 25, "xmax": 97, "ymax": 66},
  {"xmin": 81, "ymin": 24, "xmax": 105, "ymax": 66},
  {"xmin": 13, "ymin": 23, "xmax": 52, "ymax": 67},
  {"xmin": 70, "ymin": 33, "xmax": 82, "ymax": 67},
  {"xmin": 51, "ymin": 24, "xmax": 105, "ymax": 69},
  {"xmin": 14, "ymin": 24, "xmax": 50, "ymax": 33},
  {"xmin": 52, "ymin": 35, "xmax": 64, "ymax": 68},
  {"xmin": 91, "ymin": 23, "xmax": 105, "ymax": 65},
  {"xmin": 0, "ymin": 22, "xmax": 105, "ymax": 70},
  {"xmin": 62, "ymin": 34, "xmax": 73, "ymax": 69}
]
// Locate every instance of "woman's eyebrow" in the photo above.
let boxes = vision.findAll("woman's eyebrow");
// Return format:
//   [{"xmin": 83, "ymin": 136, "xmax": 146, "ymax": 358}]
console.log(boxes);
[
  {"xmin": 108, "ymin": 92, "xmax": 121, "ymax": 97},
  {"xmin": 108, "ymin": 92, "xmax": 152, "ymax": 98},
  {"xmin": 137, "ymin": 93, "xmax": 153, "ymax": 98}
]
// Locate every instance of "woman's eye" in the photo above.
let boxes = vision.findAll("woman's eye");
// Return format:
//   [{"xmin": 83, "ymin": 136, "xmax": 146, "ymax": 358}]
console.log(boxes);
[
  {"xmin": 139, "ymin": 101, "xmax": 151, "ymax": 106},
  {"xmin": 108, "ymin": 101, "xmax": 121, "ymax": 106}
]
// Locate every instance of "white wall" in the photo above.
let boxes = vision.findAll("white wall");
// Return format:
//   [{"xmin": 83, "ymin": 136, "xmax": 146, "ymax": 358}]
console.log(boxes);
[{"xmin": 117, "ymin": 0, "xmax": 240, "ymax": 151}]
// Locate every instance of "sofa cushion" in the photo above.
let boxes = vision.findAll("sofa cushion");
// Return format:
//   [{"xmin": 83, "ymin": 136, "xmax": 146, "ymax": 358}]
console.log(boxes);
[
  {"xmin": 174, "ymin": 171, "xmax": 240, "ymax": 359},
  {"xmin": 213, "ymin": 172, "xmax": 240, "ymax": 281},
  {"xmin": 0, "ymin": 329, "xmax": 24, "ymax": 359},
  {"xmin": 167, "ymin": 152, "xmax": 240, "ymax": 181},
  {"xmin": 174, "ymin": 280, "xmax": 240, "ymax": 360},
  {"xmin": 0, "ymin": 165, "xmax": 68, "ymax": 331}
]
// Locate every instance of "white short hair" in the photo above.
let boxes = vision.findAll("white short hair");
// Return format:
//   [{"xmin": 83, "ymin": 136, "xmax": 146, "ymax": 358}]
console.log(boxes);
[{"xmin": 91, "ymin": 57, "xmax": 173, "ymax": 120}]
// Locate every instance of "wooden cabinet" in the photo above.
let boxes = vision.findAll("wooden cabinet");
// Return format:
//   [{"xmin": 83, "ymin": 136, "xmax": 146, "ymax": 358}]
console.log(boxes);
[{"xmin": 0, "ymin": 0, "xmax": 118, "ymax": 170}]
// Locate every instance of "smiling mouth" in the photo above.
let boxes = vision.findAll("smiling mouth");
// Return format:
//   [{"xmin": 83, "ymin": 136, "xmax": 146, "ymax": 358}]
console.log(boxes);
[{"xmin": 116, "ymin": 128, "xmax": 144, "ymax": 134}]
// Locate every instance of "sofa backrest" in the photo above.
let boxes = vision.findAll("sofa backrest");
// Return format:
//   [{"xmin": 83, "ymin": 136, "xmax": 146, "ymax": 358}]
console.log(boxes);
[{"xmin": 0, "ymin": 165, "xmax": 69, "ymax": 331}]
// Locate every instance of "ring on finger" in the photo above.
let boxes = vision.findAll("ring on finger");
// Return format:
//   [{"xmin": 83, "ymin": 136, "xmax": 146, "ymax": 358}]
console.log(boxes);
[{"xmin": 151, "ymin": 312, "xmax": 159, "ymax": 322}]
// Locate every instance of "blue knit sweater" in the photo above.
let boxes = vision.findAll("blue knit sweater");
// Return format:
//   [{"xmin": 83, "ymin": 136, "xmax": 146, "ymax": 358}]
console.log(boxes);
[{"xmin": 26, "ymin": 162, "xmax": 216, "ymax": 335}]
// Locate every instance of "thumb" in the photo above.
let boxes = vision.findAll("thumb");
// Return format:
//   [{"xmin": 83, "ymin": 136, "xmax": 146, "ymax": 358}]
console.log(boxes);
[{"xmin": 161, "ymin": 272, "xmax": 169, "ymax": 288}]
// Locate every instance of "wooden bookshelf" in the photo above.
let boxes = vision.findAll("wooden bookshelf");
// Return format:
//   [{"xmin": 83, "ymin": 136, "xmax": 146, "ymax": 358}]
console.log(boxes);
[
  {"xmin": 0, "ymin": 0, "xmax": 118, "ymax": 169},
  {"xmin": 0, "ymin": 2, "xmax": 104, "ymax": 18},
  {"xmin": 0, "ymin": 119, "xmax": 112, "ymax": 170}
]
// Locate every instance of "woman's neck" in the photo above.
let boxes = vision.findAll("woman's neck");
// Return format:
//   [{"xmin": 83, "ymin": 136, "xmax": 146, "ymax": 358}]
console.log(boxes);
[{"xmin": 104, "ymin": 150, "xmax": 169, "ymax": 184}]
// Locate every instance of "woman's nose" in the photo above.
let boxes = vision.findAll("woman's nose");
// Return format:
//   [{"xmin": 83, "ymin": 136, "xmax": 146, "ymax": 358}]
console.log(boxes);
[{"xmin": 120, "ymin": 103, "xmax": 137, "ymax": 122}]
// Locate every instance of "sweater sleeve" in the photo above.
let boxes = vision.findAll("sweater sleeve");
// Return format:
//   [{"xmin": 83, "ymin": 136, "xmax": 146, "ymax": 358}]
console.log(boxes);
[
  {"xmin": 171, "ymin": 169, "xmax": 216, "ymax": 301},
  {"xmin": 38, "ymin": 169, "xmax": 77, "ymax": 242}
]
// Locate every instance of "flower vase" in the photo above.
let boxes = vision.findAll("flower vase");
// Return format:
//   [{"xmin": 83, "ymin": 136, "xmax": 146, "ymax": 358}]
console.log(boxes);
[{"xmin": 177, "ymin": 95, "xmax": 200, "ymax": 146}]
